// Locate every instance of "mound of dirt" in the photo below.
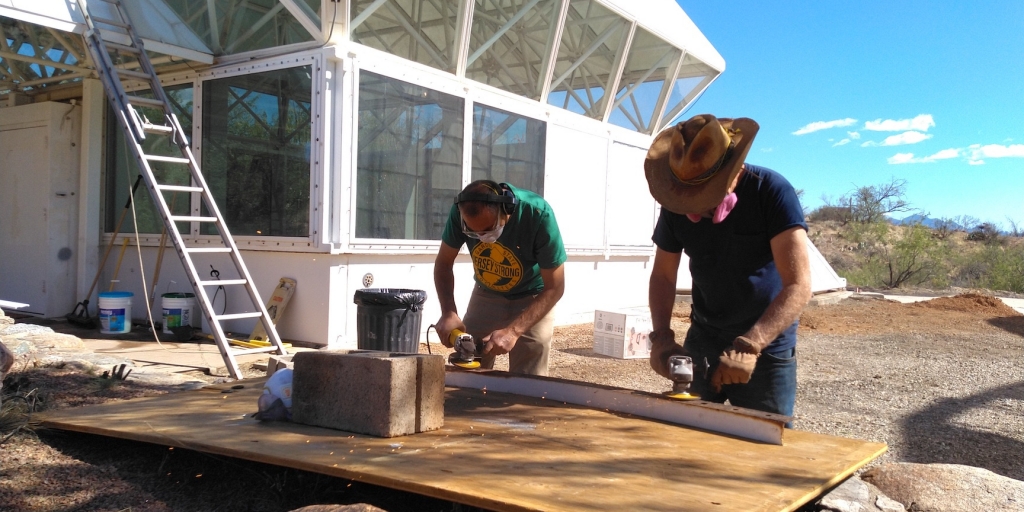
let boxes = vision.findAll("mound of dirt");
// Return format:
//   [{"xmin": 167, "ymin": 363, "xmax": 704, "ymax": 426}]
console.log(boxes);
[
  {"xmin": 799, "ymin": 293, "xmax": 1023, "ymax": 336},
  {"xmin": 912, "ymin": 292, "xmax": 1022, "ymax": 316}
]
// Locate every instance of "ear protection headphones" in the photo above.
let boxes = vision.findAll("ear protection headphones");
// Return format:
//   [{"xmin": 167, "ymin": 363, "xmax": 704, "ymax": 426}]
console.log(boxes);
[{"xmin": 454, "ymin": 182, "xmax": 518, "ymax": 215}]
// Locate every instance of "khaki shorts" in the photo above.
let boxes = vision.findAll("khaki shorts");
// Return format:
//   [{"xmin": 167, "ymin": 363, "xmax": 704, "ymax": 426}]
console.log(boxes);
[{"xmin": 463, "ymin": 285, "xmax": 555, "ymax": 376}]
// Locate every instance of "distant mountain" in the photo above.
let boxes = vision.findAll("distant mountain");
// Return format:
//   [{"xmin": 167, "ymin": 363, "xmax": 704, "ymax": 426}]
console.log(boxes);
[{"xmin": 889, "ymin": 214, "xmax": 956, "ymax": 229}]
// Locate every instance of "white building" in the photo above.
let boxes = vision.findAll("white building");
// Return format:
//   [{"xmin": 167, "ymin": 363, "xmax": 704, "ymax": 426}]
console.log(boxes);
[{"xmin": 0, "ymin": 0, "xmax": 843, "ymax": 347}]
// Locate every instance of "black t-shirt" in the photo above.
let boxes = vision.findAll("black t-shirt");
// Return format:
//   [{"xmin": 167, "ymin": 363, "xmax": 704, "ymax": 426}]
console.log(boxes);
[{"xmin": 652, "ymin": 165, "xmax": 807, "ymax": 354}]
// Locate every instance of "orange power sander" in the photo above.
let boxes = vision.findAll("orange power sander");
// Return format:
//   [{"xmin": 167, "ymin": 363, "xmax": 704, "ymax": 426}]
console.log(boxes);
[{"xmin": 448, "ymin": 329, "xmax": 483, "ymax": 369}]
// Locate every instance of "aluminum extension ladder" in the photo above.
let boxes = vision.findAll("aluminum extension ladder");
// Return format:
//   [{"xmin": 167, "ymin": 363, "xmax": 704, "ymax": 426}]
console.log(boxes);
[{"xmin": 75, "ymin": 0, "xmax": 288, "ymax": 378}]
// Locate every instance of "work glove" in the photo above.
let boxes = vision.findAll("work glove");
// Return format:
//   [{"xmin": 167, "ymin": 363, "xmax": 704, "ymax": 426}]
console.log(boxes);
[
  {"xmin": 648, "ymin": 329, "xmax": 688, "ymax": 380},
  {"xmin": 710, "ymin": 335, "xmax": 761, "ymax": 392}
]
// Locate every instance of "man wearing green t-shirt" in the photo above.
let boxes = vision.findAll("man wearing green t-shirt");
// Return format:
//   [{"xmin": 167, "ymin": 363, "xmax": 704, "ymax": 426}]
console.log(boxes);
[{"xmin": 434, "ymin": 180, "xmax": 567, "ymax": 375}]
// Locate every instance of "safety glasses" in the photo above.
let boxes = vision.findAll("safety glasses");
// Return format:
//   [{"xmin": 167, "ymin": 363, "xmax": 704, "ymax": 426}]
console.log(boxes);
[{"xmin": 461, "ymin": 216, "xmax": 501, "ymax": 240}]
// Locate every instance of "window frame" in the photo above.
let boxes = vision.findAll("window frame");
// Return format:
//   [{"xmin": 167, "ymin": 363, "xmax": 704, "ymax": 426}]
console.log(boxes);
[
  {"xmin": 344, "ymin": 51, "xmax": 551, "ymax": 253},
  {"xmin": 102, "ymin": 50, "xmax": 328, "ymax": 253}
]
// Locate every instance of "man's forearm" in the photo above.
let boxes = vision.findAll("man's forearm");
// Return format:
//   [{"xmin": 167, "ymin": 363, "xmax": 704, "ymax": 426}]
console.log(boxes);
[
  {"xmin": 433, "ymin": 266, "xmax": 459, "ymax": 315},
  {"xmin": 509, "ymin": 287, "xmax": 562, "ymax": 336},
  {"xmin": 743, "ymin": 283, "xmax": 811, "ymax": 350},
  {"xmin": 649, "ymin": 273, "xmax": 676, "ymax": 332}
]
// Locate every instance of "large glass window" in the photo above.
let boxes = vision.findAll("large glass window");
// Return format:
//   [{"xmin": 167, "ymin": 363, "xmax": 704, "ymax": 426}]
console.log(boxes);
[
  {"xmin": 546, "ymin": 0, "xmax": 629, "ymax": 120},
  {"xmin": 162, "ymin": 0, "xmax": 317, "ymax": 55},
  {"xmin": 356, "ymin": 71, "xmax": 464, "ymax": 240},
  {"xmin": 105, "ymin": 84, "xmax": 194, "ymax": 234},
  {"xmin": 466, "ymin": 0, "xmax": 561, "ymax": 100},
  {"xmin": 201, "ymin": 65, "xmax": 312, "ymax": 237},
  {"xmin": 471, "ymin": 104, "xmax": 545, "ymax": 193},
  {"xmin": 608, "ymin": 28, "xmax": 681, "ymax": 134},
  {"xmin": 351, "ymin": 0, "xmax": 463, "ymax": 73}
]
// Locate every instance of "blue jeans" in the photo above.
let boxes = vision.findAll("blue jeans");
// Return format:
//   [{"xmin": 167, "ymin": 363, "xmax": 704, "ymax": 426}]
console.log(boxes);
[{"xmin": 682, "ymin": 322, "xmax": 797, "ymax": 425}]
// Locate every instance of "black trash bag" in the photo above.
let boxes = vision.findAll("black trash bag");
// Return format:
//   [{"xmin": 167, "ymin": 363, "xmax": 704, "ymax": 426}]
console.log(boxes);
[{"xmin": 353, "ymin": 289, "xmax": 427, "ymax": 312}]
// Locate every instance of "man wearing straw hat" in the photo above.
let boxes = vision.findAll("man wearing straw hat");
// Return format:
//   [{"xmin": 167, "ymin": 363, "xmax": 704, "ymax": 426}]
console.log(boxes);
[{"xmin": 645, "ymin": 114, "xmax": 812, "ymax": 420}]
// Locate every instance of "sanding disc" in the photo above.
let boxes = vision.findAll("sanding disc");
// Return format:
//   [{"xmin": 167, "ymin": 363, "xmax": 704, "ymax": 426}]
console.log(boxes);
[
  {"xmin": 666, "ymin": 391, "xmax": 700, "ymax": 400},
  {"xmin": 451, "ymin": 360, "xmax": 481, "ymax": 369}
]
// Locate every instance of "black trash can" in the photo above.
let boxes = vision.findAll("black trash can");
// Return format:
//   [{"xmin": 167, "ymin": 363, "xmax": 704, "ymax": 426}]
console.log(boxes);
[{"xmin": 353, "ymin": 288, "xmax": 427, "ymax": 353}]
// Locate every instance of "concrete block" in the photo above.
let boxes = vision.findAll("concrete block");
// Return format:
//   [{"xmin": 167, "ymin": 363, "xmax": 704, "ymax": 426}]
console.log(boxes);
[
  {"xmin": 267, "ymin": 354, "xmax": 294, "ymax": 376},
  {"xmin": 291, "ymin": 350, "xmax": 445, "ymax": 437}
]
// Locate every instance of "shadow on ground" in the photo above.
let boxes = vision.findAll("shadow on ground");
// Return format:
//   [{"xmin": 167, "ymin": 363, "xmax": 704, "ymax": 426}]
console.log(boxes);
[
  {"xmin": 987, "ymin": 316, "xmax": 1024, "ymax": 337},
  {"xmin": 901, "ymin": 380, "xmax": 1024, "ymax": 481}
]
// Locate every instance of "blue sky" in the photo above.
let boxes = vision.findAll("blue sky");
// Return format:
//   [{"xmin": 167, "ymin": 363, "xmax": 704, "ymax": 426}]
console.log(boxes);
[{"xmin": 675, "ymin": 0, "xmax": 1024, "ymax": 228}]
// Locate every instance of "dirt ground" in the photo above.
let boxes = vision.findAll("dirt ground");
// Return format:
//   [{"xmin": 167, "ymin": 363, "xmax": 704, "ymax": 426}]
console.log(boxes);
[{"xmin": 1, "ymin": 292, "xmax": 1023, "ymax": 511}]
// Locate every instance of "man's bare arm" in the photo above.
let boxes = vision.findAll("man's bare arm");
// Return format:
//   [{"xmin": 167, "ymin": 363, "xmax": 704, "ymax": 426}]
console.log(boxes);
[
  {"xmin": 508, "ymin": 264, "xmax": 565, "ymax": 337},
  {"xmin": 649, "ymin": 248, "xmax": 682, "ymax": 331},
  {"xmin": 484, "ymin": 265, "xmax": 565, "ymax": 355},
  {"xmin": 742, "ymin": 227, "xmax": 812, "ymax": 350},
  {"xmin": 433, "ymin": 242, "xmax": 464, "ymax": 345},
  {"xmin": 434, "ymin": 242, "xmax": 461, "ymax": 316}
]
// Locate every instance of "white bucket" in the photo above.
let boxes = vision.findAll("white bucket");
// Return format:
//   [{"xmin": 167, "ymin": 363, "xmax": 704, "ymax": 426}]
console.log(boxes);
[
  {"xmin": 98, "ymin": 291, "xmax": 133, "ymax": 334},
  {"xmin": 161, "ymin": 293, "xmax": 197, "ymax": 334}
]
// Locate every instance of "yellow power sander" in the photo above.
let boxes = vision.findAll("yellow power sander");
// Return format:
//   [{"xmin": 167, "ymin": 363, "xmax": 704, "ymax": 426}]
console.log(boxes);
[
  {"xmin": 448, "ymin": 329, "xmax": 483, "ymax": 369},
  {"xmin": 665, "ymin": 355, "xmax": 701, "ymax": 400}
]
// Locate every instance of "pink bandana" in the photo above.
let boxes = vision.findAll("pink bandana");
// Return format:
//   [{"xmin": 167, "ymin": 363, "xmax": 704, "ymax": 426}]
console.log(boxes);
[{"xmin": 686, "ymin": 193, "xmax": 738, "ymax": 224}]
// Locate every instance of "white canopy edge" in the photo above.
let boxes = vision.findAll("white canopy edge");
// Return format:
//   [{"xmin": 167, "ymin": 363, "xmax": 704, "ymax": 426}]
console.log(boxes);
[{"xmin": 602, "ymin": 0, "xmax": 725, "ymax": 72}]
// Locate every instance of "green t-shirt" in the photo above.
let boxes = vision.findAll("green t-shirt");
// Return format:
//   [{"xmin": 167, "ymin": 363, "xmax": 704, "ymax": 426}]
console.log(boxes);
[{"xmin": 441, "ymin": 185, "xmax": 567, "ymax": 299}]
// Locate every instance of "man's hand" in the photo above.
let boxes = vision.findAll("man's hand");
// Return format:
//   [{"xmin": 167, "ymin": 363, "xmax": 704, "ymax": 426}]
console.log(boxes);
[
  {"xmin": 648, "ymin": 329, "xmax": 688, "ymax": 379},
  {"xmin": 434, "ymin": 312, "xmax": 465, "ymax": 348},
  {"xmin": 710, "ymin": 335, "xmax": 760, "ymax": 391},
  {"xmin": 482, "ymin": 327, "xmax": 520, "ymax": 355}
]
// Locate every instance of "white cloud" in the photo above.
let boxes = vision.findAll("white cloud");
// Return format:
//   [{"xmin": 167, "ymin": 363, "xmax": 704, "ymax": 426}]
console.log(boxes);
[
  {"xmin": 887, "ymin": 153, "xmax": 916, "ymax": 164},
  {"xmin": 793, "ymin": 118, "xmax": 857, "ymax": 135},
  {"xmin": 890, "ymin": 143, "xmax": 1024, "ymax": 165},
  {"xmin": 861, "ymin": 131, "xmax": 932, "ymax": 147},
  {"xmin": 883, "ymin": 131, "xmax": 932, "ymax": 146},
  {"xmin": 864, "ymin": 114, "xmax": 935, "ymax": 132},
  {"xmin": 848, "ymin": 131, "xmax": 861, "ymax": 140},
  {"xmin": 887, "ymin": 148, "xmax": 960, "ymax": 164},
  {"xmin": 833, "ymin": 139, "xmax": 851, "ymax": 147},
  {"xmin": 930, "ymin": 148, "xmax": 961, "ymax": 160},
  {"xmin": 967, "ymin": 143, "xmax": 1024, "ymax": 165}
]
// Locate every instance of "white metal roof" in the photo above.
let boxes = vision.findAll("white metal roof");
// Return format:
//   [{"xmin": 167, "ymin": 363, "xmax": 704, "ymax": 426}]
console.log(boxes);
[{"xmin": 602, "ymin": 0, "xmax": 724, "ymax": 72}]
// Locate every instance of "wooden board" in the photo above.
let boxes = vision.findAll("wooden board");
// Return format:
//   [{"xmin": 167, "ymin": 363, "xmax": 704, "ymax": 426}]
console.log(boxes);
[
  {"xmin": 40, "ymin": 380, "xmax": 886, "ymax": 512},
  {"xmin": 249, "ymin": 277, "xmax": 296, "ymax": 342}
]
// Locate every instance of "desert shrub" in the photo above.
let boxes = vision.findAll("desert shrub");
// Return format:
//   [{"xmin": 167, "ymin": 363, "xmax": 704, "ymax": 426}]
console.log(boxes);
[
  {"xmin": 977, "ymin": 244, "xmax": 1024, "ymax": 293},
  {"xmin": 834, "ymin": 222, "xmax": 948, "ymax": 289},
  {"xmin": 952, "ymin": 257, "xmax": 990, "ymax": 289},
  {"xmin": 808, "ymin": 205, "xmax": 850, "ymax": 223},
  {"xmin": 932, "ymin": 218, "xmax": 958, "ymax": 240},
  {"xmin": 967, "ymin": 222, "xmax": 1002, "ymax": 244}
]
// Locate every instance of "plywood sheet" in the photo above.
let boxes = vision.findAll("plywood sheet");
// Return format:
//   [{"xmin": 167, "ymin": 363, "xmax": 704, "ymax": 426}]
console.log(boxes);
[{"xmin": 41, "ymin": 379, "xmax": 885, "ymax": 512}]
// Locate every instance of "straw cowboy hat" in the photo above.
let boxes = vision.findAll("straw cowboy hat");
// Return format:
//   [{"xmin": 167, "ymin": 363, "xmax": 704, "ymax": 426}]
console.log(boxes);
[{"xmin": 644, "ymin": 114, "xmax": 759, "ymax": 215}]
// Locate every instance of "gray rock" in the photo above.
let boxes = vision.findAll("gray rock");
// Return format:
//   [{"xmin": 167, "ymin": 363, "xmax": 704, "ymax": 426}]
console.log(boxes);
[
  {"xmin": 875, "ymin": 494, "xmax": 905, "ymax": 512},
  {"xmin": 862, "ymin": 463, "xmax": 1024, "ymax": 512},
  {"xmin": 0, "ymin": 323, "xmax": 54, "ymax": 336},
  {"xmin": 818, "ymin": 476, "xmax": 906, "ymax": 512},
  {"xmin": 3, "ymin": 338, "xmax": 37, "ymax": 356}
]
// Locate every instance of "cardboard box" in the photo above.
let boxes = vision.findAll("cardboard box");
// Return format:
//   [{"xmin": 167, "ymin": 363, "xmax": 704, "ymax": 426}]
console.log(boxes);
[{"xmin": 592, "ymin": 310, "xmax": 652, "ymax": 359}]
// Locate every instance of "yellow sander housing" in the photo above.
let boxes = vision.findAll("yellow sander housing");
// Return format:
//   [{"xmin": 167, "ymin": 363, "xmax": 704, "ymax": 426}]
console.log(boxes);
[{"xmin": 448, "ymin": 329, "xmax": 482, "ymax": 369}]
